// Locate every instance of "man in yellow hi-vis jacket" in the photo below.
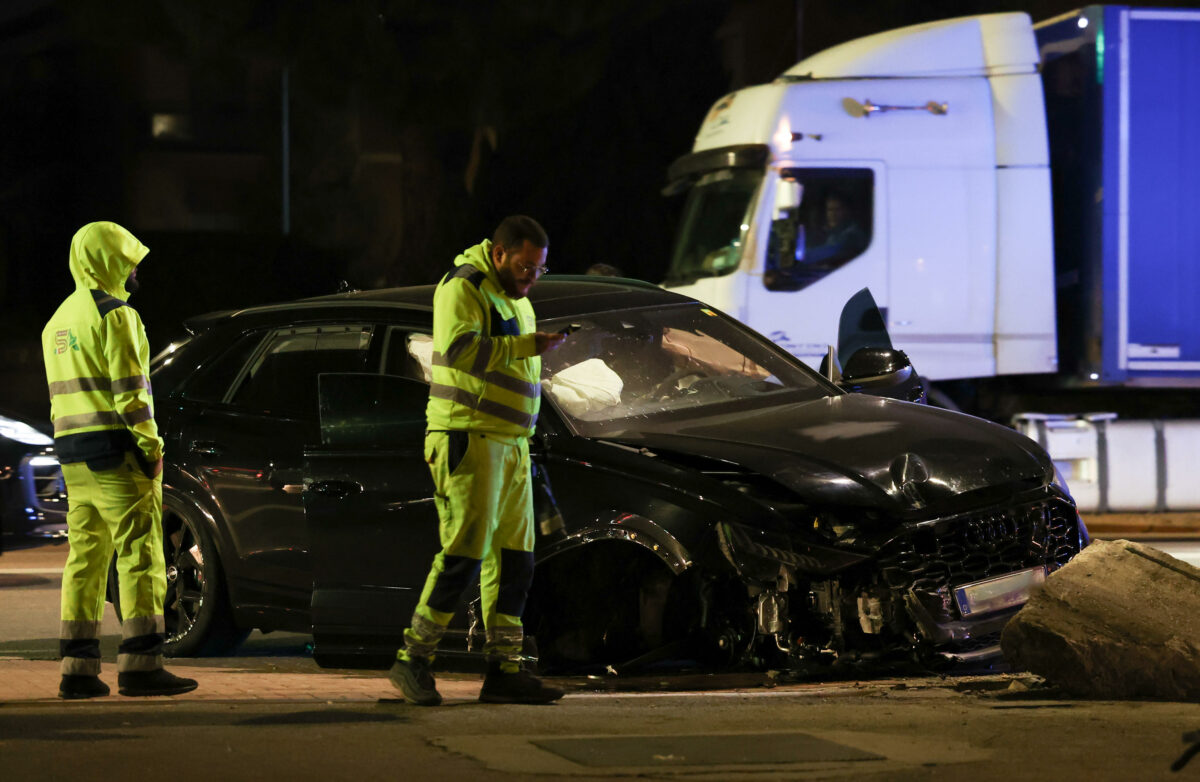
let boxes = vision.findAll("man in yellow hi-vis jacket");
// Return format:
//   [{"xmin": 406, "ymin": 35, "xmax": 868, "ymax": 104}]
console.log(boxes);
[
  {"xmin": 42, "ymin": 222, "xmax": 197, "ymax": 699},
  {"xmin": 389, "ymin": 215, "xmax": 567, "ymax": 705}
]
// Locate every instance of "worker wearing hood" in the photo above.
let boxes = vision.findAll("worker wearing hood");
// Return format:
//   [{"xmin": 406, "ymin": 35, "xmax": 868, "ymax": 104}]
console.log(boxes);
[
  {"xmin": 42, "ymin": 221, "xmax": 197, "ymax": 699},
  {"xmin": 389, "ymin": 215, "xmax": 567, "ymax": 706}
]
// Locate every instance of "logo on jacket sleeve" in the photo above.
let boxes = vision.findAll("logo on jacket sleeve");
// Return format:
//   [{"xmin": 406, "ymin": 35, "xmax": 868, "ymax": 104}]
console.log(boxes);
[{"xmin": 54, "ymin": 329, "xmax": 79, "ymax": 354}]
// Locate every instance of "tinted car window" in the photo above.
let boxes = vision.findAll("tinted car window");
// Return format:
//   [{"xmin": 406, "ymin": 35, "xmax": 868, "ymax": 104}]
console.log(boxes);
[
  {"xmin": 380, "ymin": 327, "xmax": 432, "ymax": 382},
  {"xmin": 178, "ymin": 332, "xmax": 265, "ymax": 402},
  {"xmin": 229, "ymin": 325, "xmax": 374, "ymax": 418}
]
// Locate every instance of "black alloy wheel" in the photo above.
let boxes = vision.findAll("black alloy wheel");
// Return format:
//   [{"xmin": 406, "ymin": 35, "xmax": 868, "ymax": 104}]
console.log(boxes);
[
  {"xmin": 108, "ymin": 498, "xmax": 247, "ymax": 656},
  {"xmin": 160, "ymin": 501, "xmax": 248, "ymax": 656}
]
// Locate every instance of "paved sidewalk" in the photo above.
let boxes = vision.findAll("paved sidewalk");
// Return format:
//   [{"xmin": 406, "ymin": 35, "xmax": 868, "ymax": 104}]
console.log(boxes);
[{"xmin": 0, "ymin": 657, "xmax": 486, "ymax": 704}]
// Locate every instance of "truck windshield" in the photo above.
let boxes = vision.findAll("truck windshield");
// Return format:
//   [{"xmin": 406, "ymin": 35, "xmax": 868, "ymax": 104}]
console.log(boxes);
[
  {"xmin": 539, "ymin": 303, "xmax": 831, "ymax": 437},
  {"xmin": 665, "ymin": 168, "xmax": 762, "ymax": 285}
]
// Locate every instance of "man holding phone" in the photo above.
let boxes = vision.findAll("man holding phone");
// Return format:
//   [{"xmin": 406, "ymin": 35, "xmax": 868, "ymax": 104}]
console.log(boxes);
[{"xmin": 389, "ymin": 215, "xmax": 568, "ymax": 706}]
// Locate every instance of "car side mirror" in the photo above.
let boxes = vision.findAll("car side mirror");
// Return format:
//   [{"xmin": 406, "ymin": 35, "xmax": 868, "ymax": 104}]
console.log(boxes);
[{"xmin": 840, "ymin": 347, "xmax": 926, "ymax": 403}]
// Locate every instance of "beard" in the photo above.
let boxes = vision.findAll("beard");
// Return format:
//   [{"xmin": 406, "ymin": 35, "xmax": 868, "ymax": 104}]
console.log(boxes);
[{"xmin": 125, "ymin": 271, "xmax": 140, "ymax": 295}]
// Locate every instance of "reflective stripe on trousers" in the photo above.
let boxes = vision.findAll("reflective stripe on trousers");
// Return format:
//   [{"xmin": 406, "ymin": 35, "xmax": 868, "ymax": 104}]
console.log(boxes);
[
  {"xmin": 399, "ymin": 431, "xmax": 535, "ymax": 672},
  {"xmin": 59, "ymin": 452, "xmax": 166, "ymax": 675}
]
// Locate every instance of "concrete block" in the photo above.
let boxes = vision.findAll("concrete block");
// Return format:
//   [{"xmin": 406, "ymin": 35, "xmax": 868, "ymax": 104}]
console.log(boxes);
[{"xmin": 1000, "ymin": 539, "xmax": 1200, "ymax": 700}]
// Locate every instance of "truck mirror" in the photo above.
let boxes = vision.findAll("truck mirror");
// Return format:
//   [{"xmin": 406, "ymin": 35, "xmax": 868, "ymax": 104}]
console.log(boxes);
[
  {"xmin": 769, "ymin": 217, "xmax": 804, "ymax": 270},
  {"xmin": 774, "ymin": 178, "xmax": 802, "ymax": 217}
]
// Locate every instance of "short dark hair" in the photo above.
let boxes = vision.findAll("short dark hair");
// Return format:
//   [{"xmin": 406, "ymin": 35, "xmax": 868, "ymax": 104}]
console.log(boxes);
[{"xmin": 493, "ymin": 215, "xmax": 548, "ymax": 251}]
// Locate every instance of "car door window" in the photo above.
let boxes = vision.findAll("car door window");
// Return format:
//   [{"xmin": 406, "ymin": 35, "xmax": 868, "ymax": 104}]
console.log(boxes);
[
  {"xmin": 379, "ymin": 327, "xmax": 432, "ymax": 382},
  {"xmin": 228, "ymin": 325, "xmax": 374, "ymax": 418},
  {"xmin": 766, "ymin": 168, "xmax": 874, "ymax": 292},
  {"xmin": 178, "ymin": 332, "xmax": 266, "ymax": 402}
]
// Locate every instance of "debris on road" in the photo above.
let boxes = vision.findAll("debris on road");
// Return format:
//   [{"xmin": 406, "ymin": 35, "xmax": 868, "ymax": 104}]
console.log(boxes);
[{"xmin": 1001, "ymin": 539, "xmax": 1200, "ymax": 701}]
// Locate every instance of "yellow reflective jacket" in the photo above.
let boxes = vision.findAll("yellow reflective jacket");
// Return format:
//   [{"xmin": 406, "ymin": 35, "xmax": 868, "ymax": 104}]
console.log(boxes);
[
  {"xmin": 41, "ymin": 222, "xmax": 163, "ymax": 472},
  {"xmin": 426, "ymin": 239, "xmax": 541, "ymax": 438}
]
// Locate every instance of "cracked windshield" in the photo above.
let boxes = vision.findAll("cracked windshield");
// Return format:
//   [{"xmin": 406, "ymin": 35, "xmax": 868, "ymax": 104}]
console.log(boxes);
[{"xmin": 541, "ymin": 304, "xmax": 829, "ymax": 435}]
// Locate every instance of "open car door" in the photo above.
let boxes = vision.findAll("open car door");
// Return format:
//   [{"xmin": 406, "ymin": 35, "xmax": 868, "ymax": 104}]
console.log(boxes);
[
  {"xmin": 834, "ymin": 287, "xmax": 926, "ymax": 403},
  {"xmin": 302, "ymin": 372, "xmax": 443, "ymax": 665}
]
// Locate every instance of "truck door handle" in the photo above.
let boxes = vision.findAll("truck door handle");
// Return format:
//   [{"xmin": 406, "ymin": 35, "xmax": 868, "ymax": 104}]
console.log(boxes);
[
  {"xmin": 308, "ymin": 480, "xmax": 363, "ymax": 499},
  {"xmin": 189, "ymin": 440, "xmax": 223, "ymax": 456}
]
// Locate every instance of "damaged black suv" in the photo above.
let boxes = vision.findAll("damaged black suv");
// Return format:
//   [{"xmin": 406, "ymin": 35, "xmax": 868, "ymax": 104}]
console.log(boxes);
[{"xmin": 125, "ymin": 277, "xmax": 1085, "ymax": 673}]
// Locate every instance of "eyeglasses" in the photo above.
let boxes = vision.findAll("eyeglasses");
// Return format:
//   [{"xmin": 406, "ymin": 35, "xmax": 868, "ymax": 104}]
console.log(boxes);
[{"xmin": 516, "ymin": 262, "xmax": 549, "ymax": 277}]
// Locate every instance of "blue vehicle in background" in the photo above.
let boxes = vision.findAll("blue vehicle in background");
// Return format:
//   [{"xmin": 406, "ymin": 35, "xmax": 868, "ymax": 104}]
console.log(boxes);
[{"xmin": 0, "ymin": 408, "xmax": 67, "ymax": 552}]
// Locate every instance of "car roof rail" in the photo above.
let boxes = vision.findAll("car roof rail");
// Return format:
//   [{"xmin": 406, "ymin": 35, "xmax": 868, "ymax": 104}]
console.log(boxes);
[{"xmin": 547, "ymin": 274, "xmax": 662, "ymax": 291}]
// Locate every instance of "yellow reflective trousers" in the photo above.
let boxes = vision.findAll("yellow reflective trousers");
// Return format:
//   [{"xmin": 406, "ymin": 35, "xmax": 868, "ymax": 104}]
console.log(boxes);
[
  {"xmin": 59, "ymin": 452, "xmax": 166, "ymax": 675},
  {"xmin": 400, "ymin": 431, "xmax": 535, "ymax": 673}
]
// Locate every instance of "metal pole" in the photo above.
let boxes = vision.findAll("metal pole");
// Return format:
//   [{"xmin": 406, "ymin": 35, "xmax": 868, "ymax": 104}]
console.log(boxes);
[{"xmin": 282, "ymin": 65, "xmax": 290, "ymax": 235}]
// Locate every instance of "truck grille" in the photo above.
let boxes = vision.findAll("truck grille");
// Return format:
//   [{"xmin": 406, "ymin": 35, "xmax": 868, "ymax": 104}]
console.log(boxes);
[{"xmin": 877, "ymin": 495, "xmax": 1081, "ymax": 596}]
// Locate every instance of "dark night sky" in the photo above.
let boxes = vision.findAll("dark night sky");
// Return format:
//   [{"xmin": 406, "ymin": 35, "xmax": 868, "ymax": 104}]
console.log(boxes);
[{"xmin": 0, "ymin": 0, "xmax": 1191, "ymax": 417}]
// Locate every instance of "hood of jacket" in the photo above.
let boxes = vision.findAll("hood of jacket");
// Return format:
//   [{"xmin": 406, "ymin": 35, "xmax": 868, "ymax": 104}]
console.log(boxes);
[
  {"xmin": 455, "ymin": 239, "xmax": 501, "ymax": 288},
  {"xmin": 68, "ymin": 222, "xmax": 149, "ymax": 297}
]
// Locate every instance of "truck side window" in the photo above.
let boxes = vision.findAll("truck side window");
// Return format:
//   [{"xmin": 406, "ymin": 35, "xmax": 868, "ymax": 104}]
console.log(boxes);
[{"xmin": 765, "ymin": 168, "xmax": 874, "ymax": 292}]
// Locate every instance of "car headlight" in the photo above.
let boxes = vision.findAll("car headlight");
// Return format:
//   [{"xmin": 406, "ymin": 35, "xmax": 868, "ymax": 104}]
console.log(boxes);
[{"xmin": 0, "ymin": 414, "xmax": 54, "ymax": 446}]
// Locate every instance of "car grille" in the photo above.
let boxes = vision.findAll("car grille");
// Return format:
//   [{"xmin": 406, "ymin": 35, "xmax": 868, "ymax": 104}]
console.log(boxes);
[{"xmin": 877, "ymin": 495, "xmax": 1080, "ymax": 596}]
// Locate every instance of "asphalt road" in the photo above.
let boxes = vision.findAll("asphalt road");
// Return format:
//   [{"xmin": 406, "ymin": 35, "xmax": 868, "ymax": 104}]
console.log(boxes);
[{"xmin": 2, "ymin": 539, "xmax": 1199, "ymax": 781}]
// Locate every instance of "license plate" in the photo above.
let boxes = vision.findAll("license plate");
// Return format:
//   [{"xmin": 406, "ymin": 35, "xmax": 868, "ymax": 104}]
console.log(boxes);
[{"xmin": 953, "ymin": 567, "xmax": 1046, "ymax": 618}]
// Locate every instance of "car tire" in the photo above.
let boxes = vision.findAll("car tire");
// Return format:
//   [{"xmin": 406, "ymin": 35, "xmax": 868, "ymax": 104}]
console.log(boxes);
[{"xmin": 107, "ymin": 499, "xmax": 248, "ymax": 656}]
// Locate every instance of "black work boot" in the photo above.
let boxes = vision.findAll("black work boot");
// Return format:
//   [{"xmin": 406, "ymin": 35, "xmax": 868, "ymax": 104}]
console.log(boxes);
[
  {"xmin": 118, "ymin": 669, "xmax": 198, "ymax": 697},
  {"xmin": 479, "ymin": 665, "xmax": 564, "ymax": 704},
  {"xmin": 389, "ymin": 657, "xmax": 442, "ymax": 706},
  {"xmin": 59, "ymin": 674, "xmax": 110, "ymax": 700}
]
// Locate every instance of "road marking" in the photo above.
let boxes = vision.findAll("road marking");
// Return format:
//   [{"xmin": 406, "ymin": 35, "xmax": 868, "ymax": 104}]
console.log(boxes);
[{"xmin": 0, "ymin": 568, "xmax": 63, "ymax": 575}]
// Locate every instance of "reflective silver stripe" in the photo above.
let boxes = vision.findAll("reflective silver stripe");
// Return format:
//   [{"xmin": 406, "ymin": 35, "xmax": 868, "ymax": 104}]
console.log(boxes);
[
  {"xmin": 112, "ymin": 374, "xmax": 150, "ymax": 394},
  {"xmin": 48, "ymin": 377, "xmax": 110, "ymax": 396},
  {"xmin": 430, "ymin": 382, "xmax": 480, "ymax": 409},
  {"xmin": 405, "ymin": 613, "xmax": 448, "ymax": 660},
  {"xmin": 430, "ymin": 385, "xmax": 537, "ymax": 430},
  {"xmin": 485, "ymin": 626, "xmax": 524, "ymax": 644},
  {"xmin": 120, "ymin": 406, "xmax": 154, "ymax": 427},
  {"xmin": 121, "ymin": 615, "xmax": 165, "ymax": 638},
  {"xmin": 53, "ymin": 405, "xmax": 153, "ymax": 433},
  {"xmin": 61, "ymin": 619, "xmax": 103, "ymax": 640},
  {"xmin": 443, "ymin": 332, "xmax": 478, "ymax": 366},
  {"xmin": 472, "ymin": 338, "xmax": 494, "ymax": 375},
  {"xmin": 117, "ymin": 652, "xmax": 163, "ymax": 673},
  {"xmin": 61, "ymin": 656, "xmax": 101, "ymax": 676},
  {"xmin": 476, "ymin": 398, "xmax": 536, "ymax": 429},
  {"xmin": 484, "ymin": 626, "xmax": 525, "ymax": 661},
  {"xmin": 485, "ymin": 371, "xmax": 539, "ymax": 398},
  {"xmin": 436, "ymin": 354, "xmax": 538, "ymax": 398},
  {"xmin": 53, "ymin": 411, "xmax": 120, "ymax": 433}
]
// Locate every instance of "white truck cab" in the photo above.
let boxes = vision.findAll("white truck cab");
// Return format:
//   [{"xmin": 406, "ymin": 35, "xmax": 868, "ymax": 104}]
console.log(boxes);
[{"xmin": 664, "ymin": 12, "xmax": 1056, "ymax": 382}]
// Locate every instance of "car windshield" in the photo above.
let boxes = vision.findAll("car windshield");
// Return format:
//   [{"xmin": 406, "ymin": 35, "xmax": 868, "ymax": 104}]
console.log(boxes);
[
  {"xmin": 664, "ymin": 168, "xmax": 763, "ymax": 286},
  {"xmin": 540, "ymin": 303, "xmax": 832, "ymax": 436}
]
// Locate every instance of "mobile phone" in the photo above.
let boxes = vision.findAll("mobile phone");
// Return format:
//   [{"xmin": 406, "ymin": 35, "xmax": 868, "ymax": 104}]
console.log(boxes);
[{"xmin": 558, "ymin": 323, "xmax": 582, "ymax": 335}]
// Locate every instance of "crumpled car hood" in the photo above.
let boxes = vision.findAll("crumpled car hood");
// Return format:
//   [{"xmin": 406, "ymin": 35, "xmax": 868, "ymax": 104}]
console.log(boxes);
[{"xmin": 607, "ymin": 394, "xmax": 1053, "ymax": 515}]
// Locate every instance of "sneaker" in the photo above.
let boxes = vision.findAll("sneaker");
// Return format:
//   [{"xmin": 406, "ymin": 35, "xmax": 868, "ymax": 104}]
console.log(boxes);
[
  {"xmin": 59, "ymin": 674, "xmax": 110, "ymax": 700},
  {"xmin": 118, "ymin": 669, "xmax": 198, "ymax": 697},
  {"xmin": 479, "ymin": 668, "xmax": 564, "ymax": 704},
  {"xmin": 389, "ymin": 657, "xmax": 442, "ymax": 706}
]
